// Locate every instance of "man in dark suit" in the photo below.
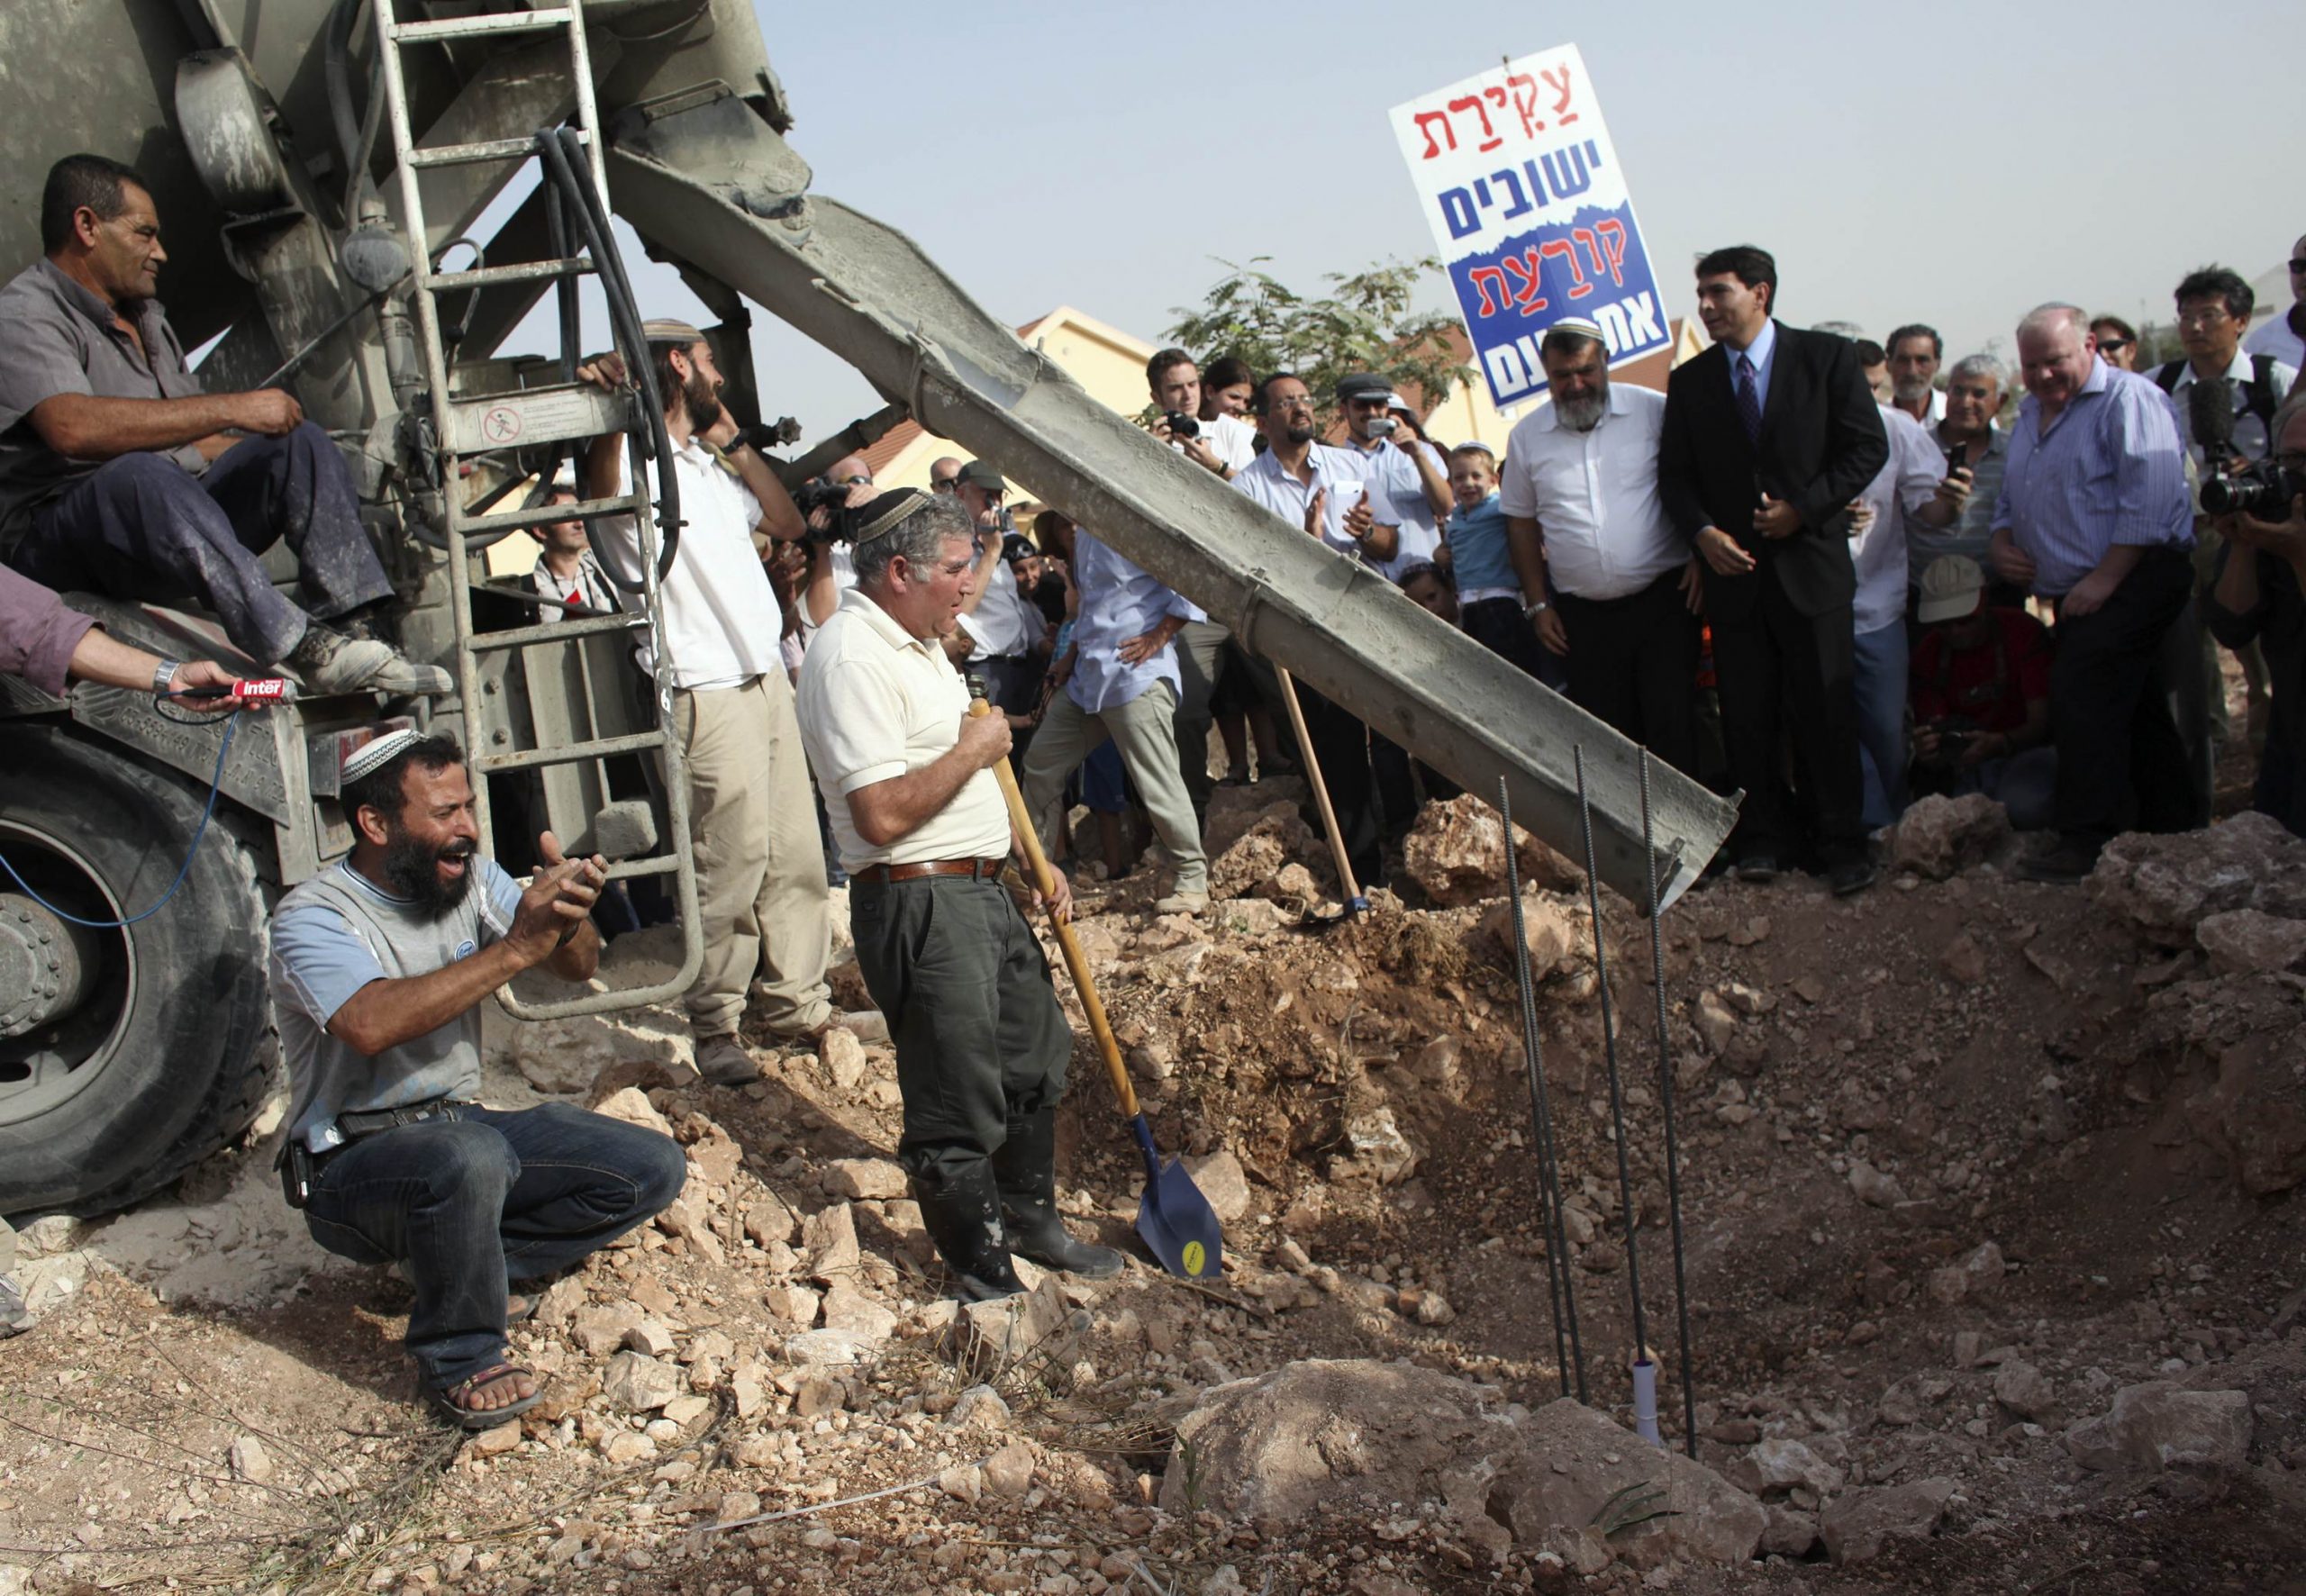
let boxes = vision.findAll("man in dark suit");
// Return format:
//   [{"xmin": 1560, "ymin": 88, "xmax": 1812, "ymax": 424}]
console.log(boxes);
[{"xmin": 1658, "ymin": 245, "xmax": 1890, "ymax": 893}]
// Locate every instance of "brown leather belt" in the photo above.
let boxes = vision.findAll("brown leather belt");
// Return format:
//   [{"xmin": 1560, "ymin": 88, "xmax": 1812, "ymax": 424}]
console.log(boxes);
[{"xmin": 853, "ymin": 856, "xmax": 1009, "ymax": 885}]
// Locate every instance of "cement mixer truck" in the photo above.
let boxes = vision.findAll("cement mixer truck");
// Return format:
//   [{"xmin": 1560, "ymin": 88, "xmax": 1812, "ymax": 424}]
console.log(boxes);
[{"xmin": 0, "ymin": 0, "xmax": 1734, "ymax": 1219}]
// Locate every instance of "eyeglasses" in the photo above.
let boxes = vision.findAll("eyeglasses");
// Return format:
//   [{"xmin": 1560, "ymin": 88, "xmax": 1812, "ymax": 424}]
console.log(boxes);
[
  {"xmin": 2096, "ymin": 337, "xmax": 2131, "ymax": 353},
  {"xmin": 2174, "ymin": 307, "xmax": 2234, "ymax": 329},
  {"xmin": 2291, "ymin": 259, "xmax": 2306, "ymax": 275},
  {"xmin": 1266, "ymin": 394, "xmax": 1313, "ymax": 413},
  {"xmin": 931, "ymin": 477, "xmax": 957, "ymax": 491}
]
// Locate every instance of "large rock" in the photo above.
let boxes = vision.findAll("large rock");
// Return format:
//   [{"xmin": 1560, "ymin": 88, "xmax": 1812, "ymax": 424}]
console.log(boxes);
[
  {"xmin": 1730, "ymin": 1437, "xmax": 1843, "ymax": 1498},
  {"xmin": 506, "ymin": 1012, "xmax": 688, "ymax": 1095},
  {"xmin": 2198, "ymin": 1030, "xmax": 2306, "ymax": 1196},
  {"xmin": 1163, "ymin": 1360, "xmax": 1761, "ymax": 1570},
  {"xmin": 1477, "ymin": 889, "xmax": 1590, "ymax": 984},
  {"xmin": 1400, "ymin": 793, "xmax": 1586, "ymax": 906},
  {"xmin": 590, "ymin": 1086, "xmax": 674, "ymax": 1139},
  {"xmin": 2090, "ymin": 812, "xmax": 2306, "ymax": 948},
  {"xmin": 1209, "ymin": 802, "xmax": 1320, "ymax": 899},
  {"xmin": 803, "ymin": 1202, "xmax": 862, "ymax": 1284},
  {"xmin": 1181, "ymin": 1149, "xmax": 1254, "ymax": 1223},
  {"xmin": 2196, "ymin": 909, "xmax": 2306, "ymax": 975},
  {"xmin": 2064, "ymin": 1383, "xmax": 2254, "ymax": 1474},
  {"xmin": 601, "ymin": 1351, "xmax": 682, "ymax": 1412},
  {"xmin": 1819, "ymin": 1476, "xmax": 1957, "ymax": 1565},
  {"xmin": 1890, "ymin": 793, "xmax": 2009, "ymax": 880}
]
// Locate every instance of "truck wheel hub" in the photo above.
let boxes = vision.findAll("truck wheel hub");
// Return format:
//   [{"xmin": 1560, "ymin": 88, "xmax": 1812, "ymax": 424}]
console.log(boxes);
[{"xmin": 0, "ymin": 893, "xmax": 95, "ymax": 1038}]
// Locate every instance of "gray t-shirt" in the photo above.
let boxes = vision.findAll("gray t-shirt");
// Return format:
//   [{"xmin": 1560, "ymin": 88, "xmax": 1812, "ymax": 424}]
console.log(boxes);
[
  {"xmin": 0, "ymin": 259, "xmax": 206, "ymax": 556},
  {"xmin": 270, "ymin": 857, "xmax": 522, "ymax": 1153}
]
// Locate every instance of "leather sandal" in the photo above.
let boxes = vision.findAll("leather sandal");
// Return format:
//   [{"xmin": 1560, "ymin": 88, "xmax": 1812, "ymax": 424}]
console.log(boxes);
[{"xmin": 426, "ymin": 1360, "xmax": 541, "ymax": 1430}]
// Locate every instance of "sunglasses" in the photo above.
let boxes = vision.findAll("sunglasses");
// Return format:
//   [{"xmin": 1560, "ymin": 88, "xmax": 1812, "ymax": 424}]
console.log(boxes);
[
  {"xmin": 2292, "ymin": 259, "xmax": 2306, "ymax": 275},
  {"xmin": 2097, "ymin": 337, "xmax": 2131, "ymax": 352}
]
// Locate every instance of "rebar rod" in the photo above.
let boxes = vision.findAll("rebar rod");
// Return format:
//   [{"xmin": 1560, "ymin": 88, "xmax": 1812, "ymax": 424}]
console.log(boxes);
[
  {"xmin": 1500, "ymin": 777, "xmax": 1584, "ymax": 1402},
  {"xmin": 1639, "ymin": 750, "xmax": 1701, "ymax": 1458},
  {"xmin": 1574, "ymin": 747, "xmax": 1650, "ymax": 1372}
]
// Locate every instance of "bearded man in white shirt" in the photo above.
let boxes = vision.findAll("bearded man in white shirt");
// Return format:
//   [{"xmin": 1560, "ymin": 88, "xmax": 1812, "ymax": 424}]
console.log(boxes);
[{"xmin": 579, "ymin": 322, "xmax": 878, "ymax": 1084}]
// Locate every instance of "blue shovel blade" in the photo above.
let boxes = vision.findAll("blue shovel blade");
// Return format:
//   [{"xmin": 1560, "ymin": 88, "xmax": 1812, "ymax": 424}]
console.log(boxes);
[{"xmin": 1129, "ymin": 1115, "xmax": 1224, "ymax": 1280}]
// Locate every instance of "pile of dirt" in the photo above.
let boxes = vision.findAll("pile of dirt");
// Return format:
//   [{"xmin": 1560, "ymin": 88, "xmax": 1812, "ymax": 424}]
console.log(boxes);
[{"xmin": 4, "ymin": 778, "xmax": 2304, "ymax": 1595}]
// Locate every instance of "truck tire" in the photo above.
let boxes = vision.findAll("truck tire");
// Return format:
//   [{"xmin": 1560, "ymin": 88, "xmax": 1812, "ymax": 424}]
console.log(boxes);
[{"xmin": 0, "ymin": 727, "xmax": 276, "ymax": 1218}]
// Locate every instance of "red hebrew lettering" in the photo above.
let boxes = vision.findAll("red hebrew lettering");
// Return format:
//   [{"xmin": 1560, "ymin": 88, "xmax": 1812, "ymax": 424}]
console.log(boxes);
[
  {"xmin": 1540, "ymin": 64, "xmax": 1580, "ymax": 125},
  {"xmin": 1573, "ymin": 226, "xmax": 1626, "ymax": 289},
  {"xmin": 1467, "ymin": 265, "xmax": 1510, "ymax": 318},
  {"xmin": 1500, "ymin": 249, "xmax": 1551, "ymax": 315},
  {"xmin": 1539, "ymin": 237, "xmax": 1593, "ymax": 299},
  {"xmin": 1506, "ymin": 73, "xmax": 1545, "ymax": 139},
  {"xmin": 1413, "ymin": 109, "xmax": 1457, "ymax": 159},
  {"xmin": 1593, "ymin": 219, "xmax": 1630, "ymax": 284},
  {"xmin": 1448, "ymin": 95, "xmax": 1501, "ymax": 153}
]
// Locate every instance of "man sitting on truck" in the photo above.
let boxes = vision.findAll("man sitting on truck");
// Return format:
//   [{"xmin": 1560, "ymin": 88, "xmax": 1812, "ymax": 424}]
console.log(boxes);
[
  {"xmin": 0, "ymin": 154, "xmax": 447, "ymax": 697},
  {"xmin": 269, "ymin": 729, "xmax": 685, "ymax": 1428}
]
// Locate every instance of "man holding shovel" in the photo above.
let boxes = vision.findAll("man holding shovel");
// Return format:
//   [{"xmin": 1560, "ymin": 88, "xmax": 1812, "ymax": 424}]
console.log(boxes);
[{"xmin": 795, "ymin": 488, "xmax": 1124, "ymax": 1301}]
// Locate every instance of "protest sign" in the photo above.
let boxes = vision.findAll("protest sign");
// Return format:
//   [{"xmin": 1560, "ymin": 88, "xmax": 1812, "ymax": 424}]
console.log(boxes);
[{"xmin": 1389, "ymin": 46, "xmax": 1668, "ymax": 407}]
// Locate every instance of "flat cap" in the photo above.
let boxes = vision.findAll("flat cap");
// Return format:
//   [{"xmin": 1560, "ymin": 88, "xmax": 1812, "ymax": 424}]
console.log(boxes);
[{"xmin": 956, "ymin": 460, "xmax": 1006, "ymax": 492}]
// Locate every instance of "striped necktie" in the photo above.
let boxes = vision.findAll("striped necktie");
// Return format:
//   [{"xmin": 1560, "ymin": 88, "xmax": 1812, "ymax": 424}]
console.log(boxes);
[{"xmin": 1736, "ymin": 353, "xmax": 1763, "ymax": 443}]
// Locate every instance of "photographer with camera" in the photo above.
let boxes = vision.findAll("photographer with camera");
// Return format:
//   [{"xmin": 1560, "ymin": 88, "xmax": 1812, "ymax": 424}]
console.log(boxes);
[
  {"xmin": 794, "ymin": 453, "xmax": 876, "ymax": 634},
  {"xmin": 1907, "ymin": 556, "xmax": 2056, "ymax": 830},
  {"xmin": 1336, "ymin": 373, "xmax": 1452, "ymax": 583},
  {"xmin": 2205, "ymin": 391, "xmax": 2306, "ymax": 837}
]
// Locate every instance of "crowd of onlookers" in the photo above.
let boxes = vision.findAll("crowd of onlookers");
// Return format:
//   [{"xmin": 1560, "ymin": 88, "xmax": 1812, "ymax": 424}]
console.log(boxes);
[{"xmin": 720, "ymin": 240, "xmax": 2306, "ymax": 901}]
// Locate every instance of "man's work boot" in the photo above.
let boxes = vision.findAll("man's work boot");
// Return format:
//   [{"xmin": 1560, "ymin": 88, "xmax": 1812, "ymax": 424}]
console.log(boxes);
[
  {"xmin": 911, "ymin": 1161, "xmax": 1024, "ymax": 1301},
  {"xmin": 1153, "ymin": 889, "xmax": 1210, "ymax": 916},
  {"xmin": 287, "ymin": 621, "xmax": 453, "ymax": 697},
  {"xmin": 695, "ymin": 1034, "xmax": 760, "ymax": 1085},
  {"xmin": 994, "ymin": 1108, "xmax": 1125, "ymax": 1279}
]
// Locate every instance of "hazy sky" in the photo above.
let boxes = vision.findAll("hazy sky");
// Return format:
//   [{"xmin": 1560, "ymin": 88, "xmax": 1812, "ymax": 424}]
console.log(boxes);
[{"xmin": 517, "ymin": 0, "xmax": 2302, "ymax": 442}]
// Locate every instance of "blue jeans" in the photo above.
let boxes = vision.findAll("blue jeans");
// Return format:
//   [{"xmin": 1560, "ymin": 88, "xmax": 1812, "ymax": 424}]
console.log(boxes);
[
  {"xmin": 302, "ymin": 1102, "xmax": 686, "ymax": 1390},
  {"xmin": 1853, "ymin": 621, "xmax": 1910, "ymax": 831},
  {"xmin": 14, "ymin": 422, "xmax": 392, "ymax": 663}
]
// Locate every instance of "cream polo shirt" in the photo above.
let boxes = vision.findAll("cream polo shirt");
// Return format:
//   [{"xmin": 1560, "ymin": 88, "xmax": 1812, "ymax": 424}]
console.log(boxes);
[{"xmin": 795, "ymin": 586, "xmax": 1012, "ymax": 871}]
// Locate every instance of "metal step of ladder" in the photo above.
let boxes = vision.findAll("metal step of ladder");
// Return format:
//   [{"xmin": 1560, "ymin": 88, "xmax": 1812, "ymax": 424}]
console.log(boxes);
[{"xmin": 372, "ymin": 0, "xmax": 702, "ymax": 1020}]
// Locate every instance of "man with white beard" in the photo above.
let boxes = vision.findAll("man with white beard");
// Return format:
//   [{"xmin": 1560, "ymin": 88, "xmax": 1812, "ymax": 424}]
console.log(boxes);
[{"xmin": 1501, "ymin": 318, "xmax": 1704, "ymax": 775}]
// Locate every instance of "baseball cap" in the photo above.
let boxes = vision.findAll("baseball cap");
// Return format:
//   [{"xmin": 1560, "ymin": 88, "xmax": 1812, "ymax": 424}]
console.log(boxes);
[
  {"xmin": 1000, "ymin": 533, "xmax": 1034, "ymax": 565},
  {"xmin": 956, "ymin": 460, "xmax": 1006, "ymax": 493},
  {"xmin": 1335, "ymin": 373, "xmax": 1399, "ymax": 408},
  {"xmin": 1915, "ymin": 555, "xmax": 1986, "ymax": 624}
]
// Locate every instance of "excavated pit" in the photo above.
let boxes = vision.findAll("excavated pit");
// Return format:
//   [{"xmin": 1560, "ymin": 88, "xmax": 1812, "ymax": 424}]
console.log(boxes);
[{"xmin": 5, "ymin": 772, "xmax": 2305, "ymax": 1594}]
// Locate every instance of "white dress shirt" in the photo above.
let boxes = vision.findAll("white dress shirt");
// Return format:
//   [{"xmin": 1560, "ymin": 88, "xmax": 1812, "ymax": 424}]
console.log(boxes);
[
  {"xmin": 1849, "ymin": 405, "xmax": 1946, "ymax": 635},
  {"xmin": 599, "ymin": 438, "xmax": 780, "ymax": 691},
  {"xmin": 1497, "ymin": 384, "xmax": 1681, "ymax": 601},
  {"xmin": 1231, "ymin": 443, "xmax": 1394, "ymax": 558},
  {"xmin": 1176, "ymin": 412, "xmax": 1257, "ymax": 476}
]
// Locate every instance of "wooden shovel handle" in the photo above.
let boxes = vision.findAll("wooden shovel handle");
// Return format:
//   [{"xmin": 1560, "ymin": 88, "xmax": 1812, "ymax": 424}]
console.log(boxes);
[
  {"xmin": 968, "ymin": 697, "xmax": 1142, "ymax": 1120},
  {"xmin": 1273, "ymin": 665, "xmax": 1362, "ymax": 901}
]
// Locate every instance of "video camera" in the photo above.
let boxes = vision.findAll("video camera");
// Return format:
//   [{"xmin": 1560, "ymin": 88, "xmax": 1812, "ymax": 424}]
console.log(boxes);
[{"xmin": 791, "ymin": 473, "xmax": 871, "ymax": 545}]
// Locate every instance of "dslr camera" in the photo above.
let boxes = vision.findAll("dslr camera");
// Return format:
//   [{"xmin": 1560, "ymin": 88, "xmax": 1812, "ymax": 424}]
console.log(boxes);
[
  {"xmin": 2202, "ymin": 458, "xmax": 2306, "ymax": 520},
  {"xmin": 1162, "ymin": 410, "xmax": 1201, "ymax": 440}
]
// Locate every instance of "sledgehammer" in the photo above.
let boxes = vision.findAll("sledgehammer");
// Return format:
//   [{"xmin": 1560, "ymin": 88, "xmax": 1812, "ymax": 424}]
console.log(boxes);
[{"xmin": 967, "ymin": 691, "xmax": 1224, "ymax": 1282}]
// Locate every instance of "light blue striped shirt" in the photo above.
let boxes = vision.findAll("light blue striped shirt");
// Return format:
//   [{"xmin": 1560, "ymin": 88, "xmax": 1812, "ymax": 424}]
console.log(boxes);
[
  {"xmin": 1065, "ymin": 532, "xmax": 1204, "ymax": 714},
  {"xmin": 1989, "ymin": 357, "xmax": 2192, "ymax": 598}
]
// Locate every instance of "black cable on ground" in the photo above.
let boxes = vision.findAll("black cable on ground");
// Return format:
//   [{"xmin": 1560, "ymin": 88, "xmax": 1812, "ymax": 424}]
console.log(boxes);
[{"xmin": 1639, "ymin": 749, "xmax": 1701, "ymax": 1458}]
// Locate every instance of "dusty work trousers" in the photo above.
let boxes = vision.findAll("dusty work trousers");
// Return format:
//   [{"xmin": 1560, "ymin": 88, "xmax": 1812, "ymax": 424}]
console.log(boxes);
[
  {"xmin": 12, "ymin": 422, "xmax": 392, "ymax": 663},
  {"xmin": 671, "ymin": 672, "xmax": 832, "ymax": 1038},
  {"xmin": 1020, "ymin": 679, "xmax": 1209, "ymax": 894},
  {"xmin": 849, "ymin": 875, "xmax": 1071, "ymax": 1183}
]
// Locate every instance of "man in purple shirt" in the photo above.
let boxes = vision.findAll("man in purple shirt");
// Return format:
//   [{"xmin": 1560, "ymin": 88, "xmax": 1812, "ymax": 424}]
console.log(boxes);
[{"xmin": 1989, "ymin": 303, "xmax": 2196, "ymax": 882}]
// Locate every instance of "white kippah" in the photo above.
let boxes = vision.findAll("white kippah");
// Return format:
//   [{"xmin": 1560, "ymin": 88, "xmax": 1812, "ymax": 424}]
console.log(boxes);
[
  {"xmin": 341, "ymin": 727, "xmax": 421, "ymax": 784},
  {"xmin": 1547, "ymin": 316, "xmax": 1607, "ymax": 341}
]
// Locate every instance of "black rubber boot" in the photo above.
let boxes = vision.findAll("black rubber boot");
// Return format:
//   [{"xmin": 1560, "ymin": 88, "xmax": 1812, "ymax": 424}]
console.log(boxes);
[
  {"xmin": 910, "ymin": 1161, "xmax": 1023, "ymax": 1302},
  {"xmin": 994, "ymin": 1110, "xmax": 1125, "ymax": 1279}
]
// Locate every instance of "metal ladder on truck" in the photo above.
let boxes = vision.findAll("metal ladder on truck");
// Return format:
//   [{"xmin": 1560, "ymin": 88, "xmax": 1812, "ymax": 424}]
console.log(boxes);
[{"xmin": 372, "ymin": 0, "xmax": 703, "ymax": 1020}]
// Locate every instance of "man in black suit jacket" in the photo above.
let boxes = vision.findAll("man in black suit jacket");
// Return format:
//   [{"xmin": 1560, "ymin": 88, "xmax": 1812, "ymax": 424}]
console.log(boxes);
[{"xmin": 1658, "ymin": 245, "xmax": 1890, "ymax": 893}]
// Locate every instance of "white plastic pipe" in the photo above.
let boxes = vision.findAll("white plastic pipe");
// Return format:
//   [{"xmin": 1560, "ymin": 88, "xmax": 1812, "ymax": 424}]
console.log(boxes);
[{"xmin": 1632, "ymin": 1356, "xmax": 1661, "ymax": 1446}]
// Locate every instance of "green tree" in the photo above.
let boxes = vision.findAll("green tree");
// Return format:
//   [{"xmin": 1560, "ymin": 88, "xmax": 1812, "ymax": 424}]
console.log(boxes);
[{"xmin": 1163, "ymin": 256, "xmax": 1474, "ymax": 431}]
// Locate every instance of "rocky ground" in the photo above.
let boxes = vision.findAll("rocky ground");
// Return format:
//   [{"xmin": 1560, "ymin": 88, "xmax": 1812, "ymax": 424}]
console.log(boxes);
[{"xmin": 4, "ymin": 730, "xmax": 2304, "ymax": 1595}]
